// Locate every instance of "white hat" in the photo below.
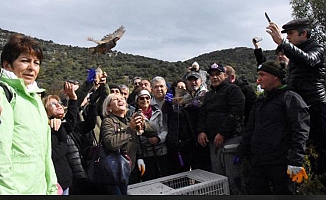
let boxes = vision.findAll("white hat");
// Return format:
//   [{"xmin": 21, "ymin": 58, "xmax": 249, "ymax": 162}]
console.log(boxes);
[
  {"xmin": 135, "ymin": 89, "xmax": 151, "ymax": 102},
  {"xmin": 192, "ymin": 61, "xmax": 199, "ymax": 68}
]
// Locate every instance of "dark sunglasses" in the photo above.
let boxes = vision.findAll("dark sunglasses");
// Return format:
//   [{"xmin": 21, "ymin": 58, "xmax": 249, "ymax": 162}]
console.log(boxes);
[{"xmin": 139, "ymin": 96, "xmax": 150, "ymax": 101}]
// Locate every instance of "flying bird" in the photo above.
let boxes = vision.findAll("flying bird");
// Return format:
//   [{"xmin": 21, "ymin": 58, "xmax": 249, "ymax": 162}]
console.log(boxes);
[{"xmin": 87, "ymin": 26, "xmax": 126, "ymax": 54}]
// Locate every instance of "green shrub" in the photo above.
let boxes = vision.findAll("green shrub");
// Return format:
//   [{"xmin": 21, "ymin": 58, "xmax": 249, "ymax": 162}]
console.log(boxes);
[{"xmin": 297, "ymin": 142, "xmax": 326, "ymax": 194}]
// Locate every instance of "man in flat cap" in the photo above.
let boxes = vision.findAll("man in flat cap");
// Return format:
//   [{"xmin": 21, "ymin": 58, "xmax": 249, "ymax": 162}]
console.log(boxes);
[
  {"xmin": 266, "ymin": 18, "xmax": 326, "ymax": 180},
  {"xmin": 238, "ymin": 60, "xmax": 310, "ymax": 194}
]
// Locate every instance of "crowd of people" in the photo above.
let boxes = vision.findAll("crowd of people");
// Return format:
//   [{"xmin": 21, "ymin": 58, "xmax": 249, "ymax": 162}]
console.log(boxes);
[{"xmin": 0, "ymin": 18, "xmax": 325, "ymax": 195}]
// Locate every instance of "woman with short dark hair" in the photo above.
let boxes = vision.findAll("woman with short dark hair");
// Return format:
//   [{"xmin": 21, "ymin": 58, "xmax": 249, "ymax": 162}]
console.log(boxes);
[{"xmin": 0, "ymin": 34, "xmax": 58, "ymax": 194}]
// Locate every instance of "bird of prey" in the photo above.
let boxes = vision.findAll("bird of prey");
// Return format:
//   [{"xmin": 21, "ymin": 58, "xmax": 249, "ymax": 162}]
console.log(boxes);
[{"xmin": 87, "ymin": 26, "xmax": 126, "ymax": 54}]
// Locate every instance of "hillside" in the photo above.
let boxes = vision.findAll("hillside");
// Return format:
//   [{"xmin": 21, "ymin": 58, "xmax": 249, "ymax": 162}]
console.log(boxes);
[{"xmin": 0, "ymin": 28, "xmax": 276, "ymax": 95}]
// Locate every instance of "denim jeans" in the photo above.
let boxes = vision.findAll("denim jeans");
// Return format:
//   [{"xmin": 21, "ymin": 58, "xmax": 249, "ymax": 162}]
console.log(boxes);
[{"xmin": 62, "ymin": 187, "xmax": 69, "ymax": 195}]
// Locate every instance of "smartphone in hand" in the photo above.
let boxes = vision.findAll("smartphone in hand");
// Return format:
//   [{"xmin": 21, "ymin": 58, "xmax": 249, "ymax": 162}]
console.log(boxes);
[
  {"xmin": 265, "ymin": 12, "xmax": 271, "ymax": 23},
  {"xmin": 135, "ymin": 109, "xmax": 143, "ymax": 135}
]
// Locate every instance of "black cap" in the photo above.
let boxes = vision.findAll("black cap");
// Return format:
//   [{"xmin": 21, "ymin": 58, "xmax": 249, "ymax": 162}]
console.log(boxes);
[
  {"xmin": 281, "ymin": 18, "xmax": 311, "ymax": 33},
  {"xmin": 207, "ymin": 63, "xmax": 225, "ymax": 74},
  {"xmin": 257, "ymin": 60, "xmax": 285, "ymax": 79},
  {"xmin": 109, "ymin": 84, "xmax": 120, "ymax": 89}
]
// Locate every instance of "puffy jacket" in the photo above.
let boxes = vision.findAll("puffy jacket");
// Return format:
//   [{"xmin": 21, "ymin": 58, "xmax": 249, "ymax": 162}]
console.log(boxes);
[
  {"xmin": 51, "ymin": 99, "xmax": 78, "ymax": 190},
  {"xmin": 239, "ymin": 86, "xmax": 310, "ymax": 166},
  {"xmin": 0, "ymin": 77, "xmax": 57, "ymax": 194},
  {"xmin": 51, "ymin": 125, "xmax": 73, "ymax": 190},
  {"xmin": 66, "ymin": 134, "xmax": 88, "ymax": 180},
  {"xmin": 280, "ymin": 38, "xmax": 326, "ymax": 106}
]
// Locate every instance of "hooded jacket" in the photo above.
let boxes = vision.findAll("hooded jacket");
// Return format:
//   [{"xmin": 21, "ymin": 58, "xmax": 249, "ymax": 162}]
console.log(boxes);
[{"xmin": 0, "ymin": 75, "xmax": 57, "ymax": 194}]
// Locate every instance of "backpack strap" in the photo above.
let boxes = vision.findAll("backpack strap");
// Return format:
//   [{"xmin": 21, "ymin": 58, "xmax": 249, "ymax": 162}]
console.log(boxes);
[{"xmin": 0, "ymin": 82, "xmax": 12, "ymax": 102}]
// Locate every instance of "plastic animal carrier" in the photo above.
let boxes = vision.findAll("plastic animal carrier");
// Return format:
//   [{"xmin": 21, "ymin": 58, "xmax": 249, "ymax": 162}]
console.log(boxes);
[{"xmin": 127, "ymin": 169, "xmax": 229, "ymax": 195}]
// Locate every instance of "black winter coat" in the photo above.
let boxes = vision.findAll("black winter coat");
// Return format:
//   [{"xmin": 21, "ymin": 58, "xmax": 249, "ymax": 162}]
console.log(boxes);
[
  {"xmin": 234, "ymin": 78, "xmax": 257, "ymax": 126},
  {"xmin": 51, "ymin": 99, "xmax": 78, "ymax": 190},
  {"xmin": 238, "ymin": 86, "xmax": 310, "ymax": 166},
  {"xmin": 254, "ymin": 48, "xmax": 266, "ymax": 66},
  {"xmin": 162, "ymin": 102, "xmax": 199, "ymax": 148},
  {"xmin": 66, "ymin": 134, "xmax": 88, "ymax": 180},
  {"xmin": 51, "ymin": 126, "xmax": 73, "ymax": 190},
  {"xmin": 197, "ymin": 81, "xmax": 245, "ymax": 140},
  {"xmin": 280, "ymin": 38, "xmax": 326, "ymax": 106}
]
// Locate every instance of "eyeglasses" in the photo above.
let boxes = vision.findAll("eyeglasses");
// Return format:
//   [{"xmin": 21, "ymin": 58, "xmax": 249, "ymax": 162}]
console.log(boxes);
[
  {"xmin": 50, "ymin": 101, "xmax": 63, "ymax": 108},
  {"xmin": 139, "ymin": 96, "xmax": 150, "ymax": 101}
]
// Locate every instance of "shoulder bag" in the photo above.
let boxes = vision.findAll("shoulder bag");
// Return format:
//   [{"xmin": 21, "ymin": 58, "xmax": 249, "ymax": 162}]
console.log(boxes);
[{"xmin": 86, "ymin": 133, "xmax": 131, "ymax": 185}]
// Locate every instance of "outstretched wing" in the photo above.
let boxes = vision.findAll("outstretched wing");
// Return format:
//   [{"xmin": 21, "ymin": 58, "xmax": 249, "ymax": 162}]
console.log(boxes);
[
  {"xmin": 101, "ymin": 26, "xmax": 126, "ymax": 43},
  {"xmin": 87, "ymin": 37, "xmax": 105, "ymax": 45}
]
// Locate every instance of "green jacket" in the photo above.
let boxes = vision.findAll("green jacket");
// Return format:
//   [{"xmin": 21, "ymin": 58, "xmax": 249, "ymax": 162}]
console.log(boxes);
[{"xmin": 0, "ymin": 76, "xmax": 58, "ymax": 194}]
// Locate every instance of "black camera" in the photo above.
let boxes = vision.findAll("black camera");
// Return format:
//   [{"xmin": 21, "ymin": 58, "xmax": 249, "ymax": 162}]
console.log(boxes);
[
  {"xmin": 190, "ymin": 67, "xmax": 197, "ymax": 71},
  {"xmin": 253, "ymin": 37, "xmax": 263, "ymax": 43}
]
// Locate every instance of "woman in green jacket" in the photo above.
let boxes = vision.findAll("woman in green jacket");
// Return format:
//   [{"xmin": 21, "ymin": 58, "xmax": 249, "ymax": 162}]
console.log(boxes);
[{"xmin": 0, "ymin": 34, "xmax": 58, "ymax": 194}]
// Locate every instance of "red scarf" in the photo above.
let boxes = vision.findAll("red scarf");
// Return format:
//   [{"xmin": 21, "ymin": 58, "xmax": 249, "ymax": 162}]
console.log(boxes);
[{"xmin": 142, "ymin": 106, "xmax": 152, "ymax": 120}]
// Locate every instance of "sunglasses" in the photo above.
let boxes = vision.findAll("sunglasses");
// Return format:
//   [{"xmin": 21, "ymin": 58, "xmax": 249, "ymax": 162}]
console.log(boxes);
[
  {"xmin": 139, "ymin": 96, "xmax": 150, "ymax": 101},
  {"xmin": 50, "ymin": 101, "xmax": 63, "ymax": 108}
]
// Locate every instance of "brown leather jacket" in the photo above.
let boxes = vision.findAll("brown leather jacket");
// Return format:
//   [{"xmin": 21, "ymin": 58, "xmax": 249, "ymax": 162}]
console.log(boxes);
[{"xmin": 100, "ymin": 113, "xmax": 157, "ymax": 171}]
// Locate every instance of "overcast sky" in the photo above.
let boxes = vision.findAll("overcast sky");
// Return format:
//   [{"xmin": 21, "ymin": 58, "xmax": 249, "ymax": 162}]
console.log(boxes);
[{"xmin": 0, "ymin": 0, "xmax": 293, "ymax": 62}]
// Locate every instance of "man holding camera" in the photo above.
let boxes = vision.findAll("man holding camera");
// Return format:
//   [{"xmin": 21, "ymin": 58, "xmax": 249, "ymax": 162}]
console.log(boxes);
[{"xmin": 266, "ymin": 18, "xmax": 326, "ymax": 180}]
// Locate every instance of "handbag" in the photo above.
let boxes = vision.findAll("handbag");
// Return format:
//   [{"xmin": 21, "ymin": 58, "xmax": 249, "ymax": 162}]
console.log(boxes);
[{"xmin": 86, "ymin": 137, "xmax": 131, "ymax": 185}]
